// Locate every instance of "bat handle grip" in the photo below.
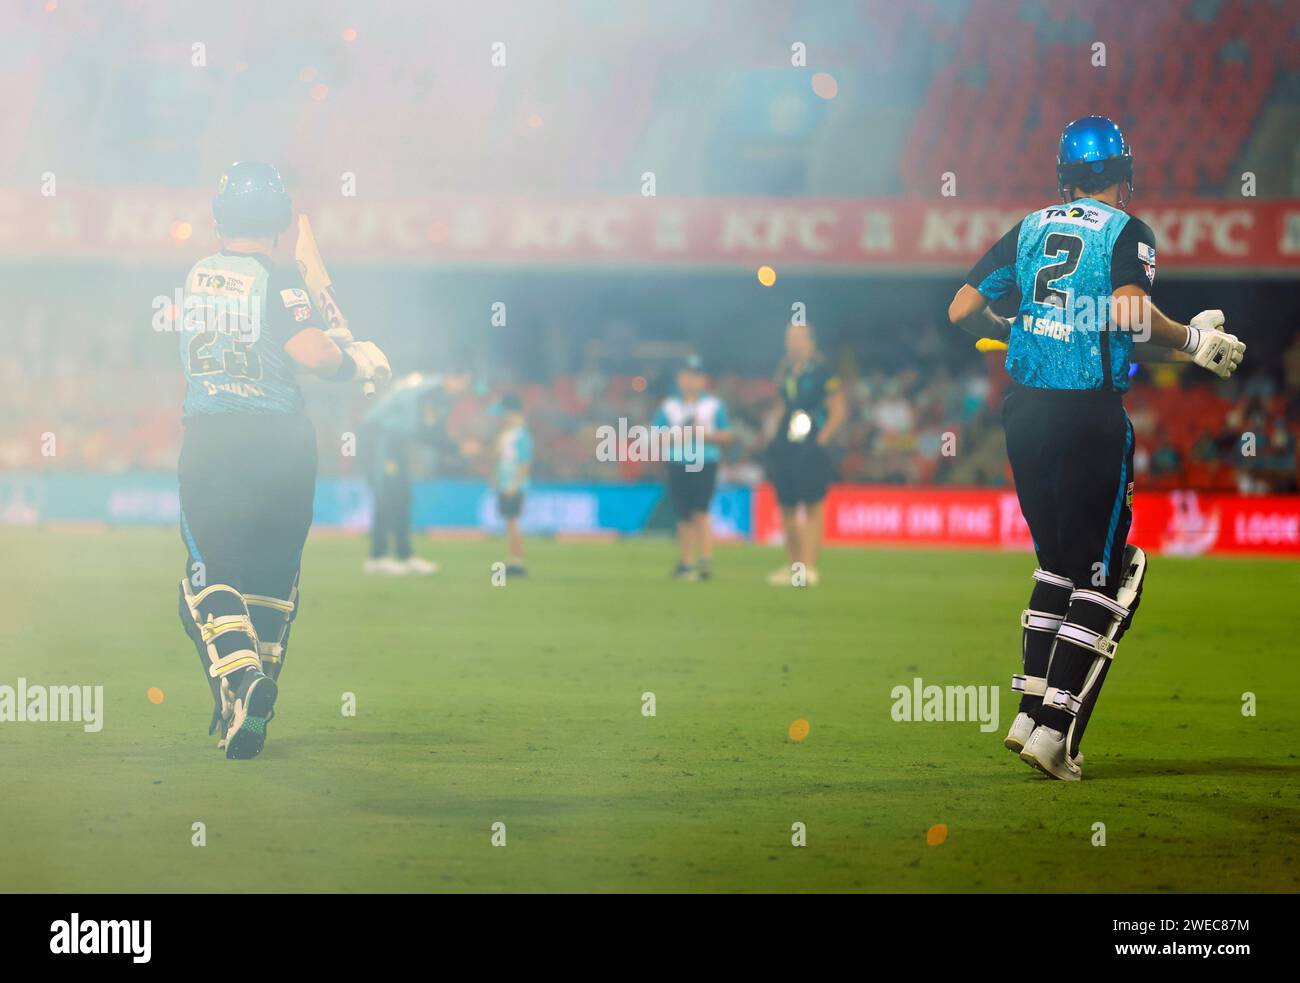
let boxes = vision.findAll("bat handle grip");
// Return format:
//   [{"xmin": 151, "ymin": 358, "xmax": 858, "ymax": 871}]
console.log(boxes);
[{"xmin": 362, "ymin": 380, "xmax": 377, "ymax": 398}]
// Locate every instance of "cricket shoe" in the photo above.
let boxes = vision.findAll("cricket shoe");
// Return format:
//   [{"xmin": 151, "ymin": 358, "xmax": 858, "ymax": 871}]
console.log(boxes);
[
  {"xmin": 1019, "ymin": 724, "xmax": 1081, "ymax": 781},
  {"xmin": 1005, "ymin": 713, "xmax": 1084, "ymax": 764},
  {"xmin": 766, "ymin": 565, "xmax": 795, "ymax": 586},
  {"xmin": 222, "ymin": 669, "xmax": 278, "ymax": 761},
  {"xmin": 363, "ymin": 557, "xmax": 406, "ymax": 575},
  {"xmin": 672, "ymin": 562, "xmax": 698, "ymax": 582},
  {"xmin": 1003, "ymin": 712, "xmax": 1036, "ymax": 753},
  {"xmin": 401, "ymin": 556, "xmax": 439, "ymax": 576}
]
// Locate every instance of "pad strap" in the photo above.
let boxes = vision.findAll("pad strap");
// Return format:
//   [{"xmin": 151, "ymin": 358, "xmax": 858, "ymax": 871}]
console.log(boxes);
[
  {"xmin": 1056, "ymin": 620, "xmax": 1118, "ymax": 658},
  {"xmin": 1032, "ymin": 568, "xmax": 1073, "ymax": 590},
  {"xmin": 1021, "ymin": 609, "xmax": 1064, "ymax": 633},
  {"xmin": 1070, "ymin": 588, "xmax": 1128, "ymax": 618},
  {"xmin": 245, "ymin": 594, "xmax": 296, "ymax": 615},
  {"xmin": 207, "ymin": 649, "xmax": 261, "ymax": 679},
  {"xmin": 1012, "ymin": 674, "xmax": 1046, "ymax": 696},
  {"xmin": 1042, "ymin": 685, "xmax": 1083, "ymax": 716},
  {"xmin": 199, "ymin": 614, "xmax": 255, "ymax": 644}
]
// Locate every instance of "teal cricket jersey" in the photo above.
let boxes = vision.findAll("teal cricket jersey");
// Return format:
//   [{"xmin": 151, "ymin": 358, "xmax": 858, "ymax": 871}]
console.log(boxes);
[
  {"xmin": 180, "ymin": 251, "xmax": 324, "ymax": 417},
  {"xmin": 966, "ymin": 198, "xmax": 1157, "ymax": 392},
  {"xmin": 495, "ymin": 424, "xmax": 533, "ymax": 490},
  {"xmin": 653, "ymin": 393, "xmax": 730, "ymax": 465}
]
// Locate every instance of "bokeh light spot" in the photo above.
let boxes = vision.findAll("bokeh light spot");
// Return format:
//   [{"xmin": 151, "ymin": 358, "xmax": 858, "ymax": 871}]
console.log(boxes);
[{"xmin": 811, "ymin": 72, "xmax": 838, "ymax": 100}]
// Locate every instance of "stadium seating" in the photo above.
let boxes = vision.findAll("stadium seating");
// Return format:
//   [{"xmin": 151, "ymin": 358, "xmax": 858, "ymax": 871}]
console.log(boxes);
[{"xmin": 900, "ymin": 0, "xmax": 1300, "ymax": 197}]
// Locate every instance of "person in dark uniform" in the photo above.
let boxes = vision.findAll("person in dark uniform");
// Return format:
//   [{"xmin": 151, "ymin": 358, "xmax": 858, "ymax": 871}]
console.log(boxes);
[
  {"xmin": 764, "ymin": 323, "xmax": 846, "ymax": 587},
  {"xmin": 177, "ymin": 161, "xmax": 390, "ymax": 759},
  {"xmin": 948, "ymin": 116, "xmax": 1245, "ymax": 780}
]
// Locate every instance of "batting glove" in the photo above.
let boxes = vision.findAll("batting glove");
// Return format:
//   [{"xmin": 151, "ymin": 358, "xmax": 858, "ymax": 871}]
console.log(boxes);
[
  {"xmin": 346, "ymin": 340, "xmax": 391, "ymax": 386},
  {"xmin": 1182, "ymin": 310, "xmax": 1245, "ymax": 380}
]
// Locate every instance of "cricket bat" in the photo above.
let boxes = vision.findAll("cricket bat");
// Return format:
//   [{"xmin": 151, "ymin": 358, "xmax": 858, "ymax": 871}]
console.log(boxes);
[{"xmin": 295, "ymin": 214, "xmax": 376, "ymax": 396}]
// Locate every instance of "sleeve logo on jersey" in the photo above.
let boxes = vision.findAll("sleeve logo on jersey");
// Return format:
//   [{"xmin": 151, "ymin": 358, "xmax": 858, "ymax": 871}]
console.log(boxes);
[
  {"xmin": 1138, "ymin": 241, "xmax": 1156, "ymax": 284},
  {"xmin": 1040, "ymin": 205, "xmax": 1111, "ymax": 229},
  {"xmin": 279, "ymin": 288, "xmax": 314, "ymax": 321}
]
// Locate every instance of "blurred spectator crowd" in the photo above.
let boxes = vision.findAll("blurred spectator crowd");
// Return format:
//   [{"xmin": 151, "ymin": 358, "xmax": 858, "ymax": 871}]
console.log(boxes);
[{"xmin": 4, "ymin": 321, "xmax": 1297, "ymax": 495}]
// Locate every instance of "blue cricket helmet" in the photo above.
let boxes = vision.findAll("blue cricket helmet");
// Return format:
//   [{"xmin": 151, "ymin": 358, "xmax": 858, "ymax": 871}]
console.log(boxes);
[
  {"xmin": 212, "ymin": 161, "xmax": 293, "ymax": 237},
  {"xmin": 1056, "ymin": 115, "xmax": 1134, "ymax": 200}
]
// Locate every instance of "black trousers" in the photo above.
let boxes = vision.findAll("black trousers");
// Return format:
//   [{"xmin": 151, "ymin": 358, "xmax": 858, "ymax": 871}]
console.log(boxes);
[
  {"xmin": 766, "ymin": 440, "xmax": 832, "ymax": 508},
  {"xmin": 361, "ymin": 425, "xmax": 414, "ymax": 560},
  {"xmin": 1002, "ymin": 385, "xmax": 1134, "ymax": 595},
  {"xmin": 178, "ymin": 413, "xmax": 317, "ymax": 601},
  {"xmin": 667, "ymin": 462, "xmax": 718, "ymax": 519}
]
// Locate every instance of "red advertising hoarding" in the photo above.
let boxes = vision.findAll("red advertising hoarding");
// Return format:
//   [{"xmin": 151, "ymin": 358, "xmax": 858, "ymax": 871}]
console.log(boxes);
[
  {"xmin": 3, "ymin": 190, "xmax": 1298, "ymax": 273},
  {"xmin": 753, "ymin": 484, "xmax": 1300, "ymax": 556}
]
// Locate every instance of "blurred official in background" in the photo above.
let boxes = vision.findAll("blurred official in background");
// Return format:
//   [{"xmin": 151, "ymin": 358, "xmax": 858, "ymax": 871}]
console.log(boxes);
[
  {"xmin": 360, "ymin": 370, "xmax": 472, "ymax": 575},
  {"xmin": 764, "ymin": 323, "xmax": 846, "ymax": 587}
]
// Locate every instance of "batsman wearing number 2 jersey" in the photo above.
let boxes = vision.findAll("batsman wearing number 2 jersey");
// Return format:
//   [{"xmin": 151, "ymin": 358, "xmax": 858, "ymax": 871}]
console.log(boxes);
[
  {"xmin": 947, "ymin": 116, "xmax": 1246, "ymax": 780},
  {"xmin": 177, "ymin": 162, "xmax": 391, "ymax": 759}
]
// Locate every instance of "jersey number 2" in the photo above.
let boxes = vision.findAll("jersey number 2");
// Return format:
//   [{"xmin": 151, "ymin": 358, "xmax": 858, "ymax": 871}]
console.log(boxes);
[
  {"xmin": 1033, "ymin": 233, "xmax": 1083, "ymax": 308},
  {"xmin": 188, "ymin": 332, "xmax": 263, "ymax": 380}
]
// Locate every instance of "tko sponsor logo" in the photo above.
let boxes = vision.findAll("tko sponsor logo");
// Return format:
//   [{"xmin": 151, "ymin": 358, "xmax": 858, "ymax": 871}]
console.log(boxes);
[
  {"xmin": 50, "ymin": 913, "xmax": 151, "ymax": 963},
  {"xmin": 1040, "ymin": 204, "xmax": 1112, "ymax": 229},
  {"xmin": 190, "ymin": 269, "xmax": 250, "ymax": 295}
]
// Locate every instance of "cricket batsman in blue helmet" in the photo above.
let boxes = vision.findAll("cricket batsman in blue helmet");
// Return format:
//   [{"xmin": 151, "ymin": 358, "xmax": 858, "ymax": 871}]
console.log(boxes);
[{"xmin": 946, "ymin": 116, "xmax": 1246, "ymax": 780}]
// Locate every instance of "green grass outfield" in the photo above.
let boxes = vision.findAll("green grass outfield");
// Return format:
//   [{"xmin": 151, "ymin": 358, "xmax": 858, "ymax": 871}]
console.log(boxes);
[{"xmin": 1, "ymin": 527, "xmax": 1297, "ymax": 893}]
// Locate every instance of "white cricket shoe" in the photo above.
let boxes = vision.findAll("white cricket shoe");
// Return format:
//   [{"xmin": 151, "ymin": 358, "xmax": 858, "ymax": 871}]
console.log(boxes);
[
  {"xmin": 1004, "ymin": 712, "xmax": 1036, "ymax": 753},
  {"xmin": 401, "ymin": 556, "xmax": 439, "ymax": 576},
  {"xmin": 767, "ymin": 566, "xmax": 795, "ymax": 586},
  {"xmin": 1019, "ymin": 725, "xmax": 1082, "ymax": 781},
  {"xmin": 363, "ymin": 557, "xmax": 406, "ymax": 575}
]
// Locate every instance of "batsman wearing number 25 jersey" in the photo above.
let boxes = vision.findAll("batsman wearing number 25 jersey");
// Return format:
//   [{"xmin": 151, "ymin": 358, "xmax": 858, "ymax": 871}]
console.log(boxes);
[
  {"xmin": 177, "ymin": 161, "xmax": 390, "ymax": 760},
  {"xmin": 948, "ymin": 116, "xmax": 1246, "ymax": 781}
]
